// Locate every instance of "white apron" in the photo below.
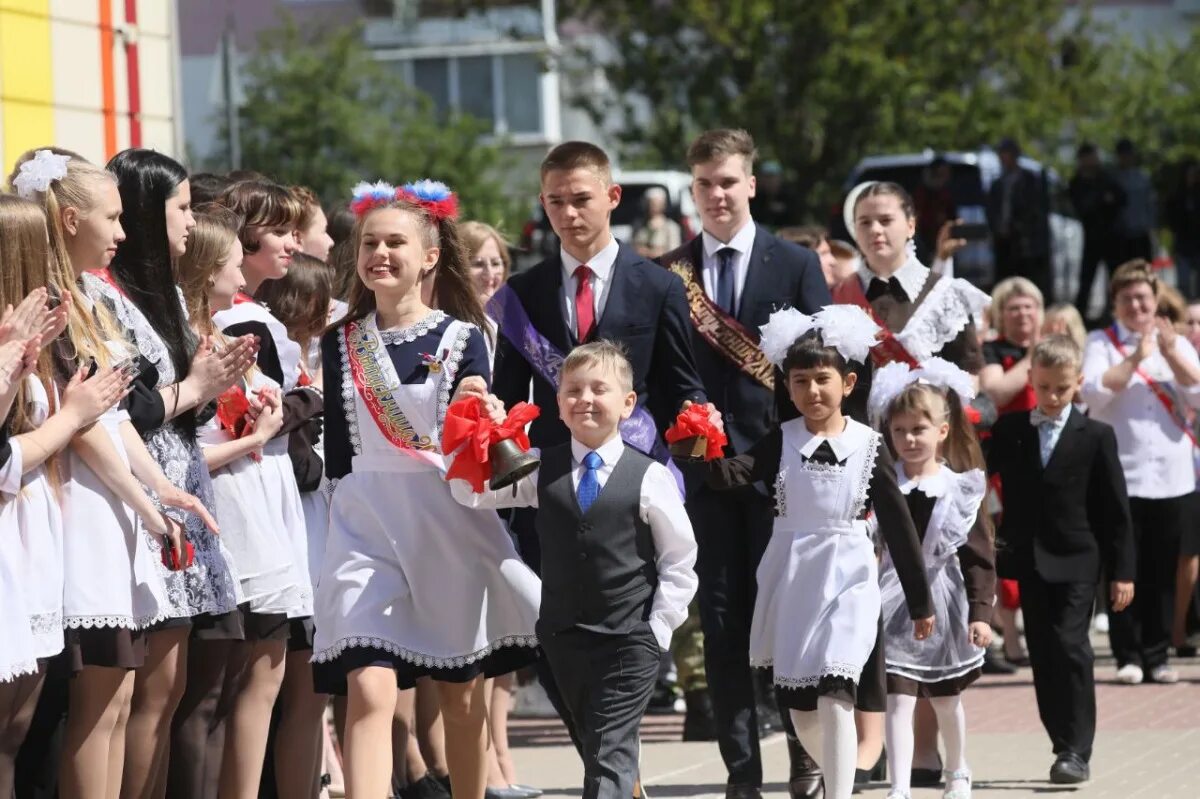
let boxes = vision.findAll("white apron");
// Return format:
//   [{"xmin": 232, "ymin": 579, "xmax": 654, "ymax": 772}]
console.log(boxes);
[
  {"xmin": 312, "ymin": 312, "xmax": 540, "ymax": 670},
  {"xmin": 750, "ymin": 418, "xmax": 881, "ymax": 689}
]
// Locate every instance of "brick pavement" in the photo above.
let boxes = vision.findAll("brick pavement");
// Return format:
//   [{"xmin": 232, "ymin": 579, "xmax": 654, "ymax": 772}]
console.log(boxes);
[{"xmin": 509, "ymin": 646, "xmax": 1200, "ymax": 798}]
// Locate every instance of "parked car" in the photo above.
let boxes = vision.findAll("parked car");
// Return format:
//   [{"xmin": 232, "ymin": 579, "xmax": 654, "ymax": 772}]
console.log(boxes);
[
  {"xmin": 516, "ymin": 170, "xmax": 699, "ymax": 271},
  {"xmin": 836, "ymin": 149, "xmax": 1083, "ymax": 301}
]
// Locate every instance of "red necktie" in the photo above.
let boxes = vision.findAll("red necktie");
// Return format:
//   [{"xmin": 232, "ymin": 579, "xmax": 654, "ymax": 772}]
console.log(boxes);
[{"xmin": 574, "ymin": 264, "xmax": 595, "ymax": 341}]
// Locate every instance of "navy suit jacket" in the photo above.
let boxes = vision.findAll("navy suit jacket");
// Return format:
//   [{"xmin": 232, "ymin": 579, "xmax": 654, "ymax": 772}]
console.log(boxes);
[
  {"xmin": 492, "ymin": 241, "xmax": 707, "ymax": 449},
  {"xmin": 657, "ymin": 227, "xmax": 831, "ymax": 456}
]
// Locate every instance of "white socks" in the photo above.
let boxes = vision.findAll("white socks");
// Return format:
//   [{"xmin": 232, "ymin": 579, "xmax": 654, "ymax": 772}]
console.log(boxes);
[
  {"xmin": 929, "ymin": 695, "xmax": 968, "ymax": 773},
  {"xmin": 790, "ymin": 698, "xmax": 856, "ymax": 799},
  {"xmin": 884, "ymin": 694, "xmax": 917, "ymax": 794}
]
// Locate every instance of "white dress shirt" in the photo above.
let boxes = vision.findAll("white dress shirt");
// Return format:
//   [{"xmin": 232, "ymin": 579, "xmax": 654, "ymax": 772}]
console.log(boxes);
[
  {"xmin": 560, "ymin": 237, "xmax": 620, "ymax": 336},
  {"xmin": 701, "ymin": 220, "xmax": 757, "ymax": 314},
  {"xmin": 449, "ymin": 433, "xmax": 699, "ymax": 650},
  {"xmin": 1081, "ymin": 323, "xmax": 1200, "ymax": 498},
  {"xmin": 1030, "ymin": 405, "xmax": 1071, "ymax": 467}
]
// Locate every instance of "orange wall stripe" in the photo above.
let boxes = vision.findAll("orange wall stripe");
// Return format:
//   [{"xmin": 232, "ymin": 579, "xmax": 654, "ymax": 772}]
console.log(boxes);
[{"xmin": 99, "ymin": 0, "xmax": 117, "ymax": 158}]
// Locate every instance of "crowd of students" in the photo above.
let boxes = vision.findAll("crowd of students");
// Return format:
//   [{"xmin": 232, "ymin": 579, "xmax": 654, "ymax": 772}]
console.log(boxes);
[{"xmin": 0, "ymin": 128, "xmax": 1196, "ymax": 799}]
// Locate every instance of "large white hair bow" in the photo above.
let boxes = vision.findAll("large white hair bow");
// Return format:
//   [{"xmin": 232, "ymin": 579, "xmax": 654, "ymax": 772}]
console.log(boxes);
[
  {"xmin": 866, "ymin": 356, "xmax": 977, "ymax": 424},
  {"xmin": 758, "ymin": 304, "xmax": 881, "ymax": 367},
  {"xmin": 12, "ymin": 149, "xmax": 70, "ymax": 200},
  {"xmin": 842, "ymin": 181, "xmax": 877, "ymax": 247}
]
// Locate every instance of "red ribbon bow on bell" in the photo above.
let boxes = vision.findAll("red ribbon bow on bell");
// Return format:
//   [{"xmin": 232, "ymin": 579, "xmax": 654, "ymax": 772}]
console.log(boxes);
[
  {"xmin": 215, "ymin": 385, "xmax": 261, "ymax": 462},
  {"xmin": 665, "ymin": 404, "xmax": 728, "ymax": 461},
  {"xmin": 442, "ymin": 399, "xmax": 541, "ymax": 492}
]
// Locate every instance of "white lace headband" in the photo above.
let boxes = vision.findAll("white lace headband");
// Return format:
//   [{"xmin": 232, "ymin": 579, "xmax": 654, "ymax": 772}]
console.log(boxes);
[
  {"xmin": 758, "ymin": 304, "xmax": 881, "ymax": 367},
  {"xmin": 12, "ymin": 149, "xmax": 70, "ymax": 200},
  {"xmin": 867, "ymin": 357, "xmax": 976, "ymax": 424}
]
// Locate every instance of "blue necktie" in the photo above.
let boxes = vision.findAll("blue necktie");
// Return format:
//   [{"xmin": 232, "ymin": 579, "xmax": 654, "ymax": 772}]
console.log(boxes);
[
  {"xmin": 577, "ymin": 451, "xmax": 603, "ymax": 512},
  {"xmin": 716, "ymin": 247, "xmax": 736, "ymax": 315}
]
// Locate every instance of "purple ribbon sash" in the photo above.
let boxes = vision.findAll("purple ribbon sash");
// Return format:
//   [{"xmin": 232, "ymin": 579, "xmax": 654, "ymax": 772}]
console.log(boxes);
[{"xmin": 488, "ymin": 285, "xmax": 684, "ymax": 494}]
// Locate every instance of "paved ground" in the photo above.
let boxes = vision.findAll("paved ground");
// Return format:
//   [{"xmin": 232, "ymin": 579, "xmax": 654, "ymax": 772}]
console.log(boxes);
[{"xmin": 508, "ymin": 644, "xmax": 1200, "ymax": 798}]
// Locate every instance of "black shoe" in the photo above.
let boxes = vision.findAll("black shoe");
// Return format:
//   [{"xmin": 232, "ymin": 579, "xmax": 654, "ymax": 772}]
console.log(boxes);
[
  {"xmin": 682, "ymin": 689, "xmax": 717, "ymax": 741},
  {"xmin": 402, "ymin": 774, "xmax": 452, "ymax": 799},
  {"xmin": 911, "ymin": 754, "xmax": 943, "ymax": 788},
  {"xmin": 853, "ymin": 751, "xmax": 887, "ymax": 789},
  {"xmin": 982, "ymin": 648, "xmax": 1017, "ymax": 675},
  {"xmin": 1175, "ymin": 644, "xmax": 1198, "ymax": 658},
  {"xmin": 724, "ymin": 784, "xmax": 763, "ymax": 799},
  {"xmin": 1049, "ymin": 752, "xmax": 1090, "ymax": 784},
  {"xmin": 1004, "ymin": 652, "xmax": 1031, "ymax": 668},
  {"xmin": 787, "ymin": 737, "xmax": 823, "ymax": 799}
]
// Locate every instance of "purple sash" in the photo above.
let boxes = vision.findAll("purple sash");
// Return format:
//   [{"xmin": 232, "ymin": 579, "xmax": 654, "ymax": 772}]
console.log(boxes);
[{"xmin": 488, "ymin": 285, "xmax": 684, "ymax": 493}]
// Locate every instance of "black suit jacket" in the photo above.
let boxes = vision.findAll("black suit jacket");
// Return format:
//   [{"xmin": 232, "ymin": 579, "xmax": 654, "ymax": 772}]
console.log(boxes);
[
  {"xmin": 986, "ymin": 407, "xmax": 1135, "ymax": 584},
  {"xmin": 656, "ymin": 227, "xmax": 831, "ymax": 456},
  {"xmin": 493, "ymin": 242, "xmax": 706, "ymax": 449}
]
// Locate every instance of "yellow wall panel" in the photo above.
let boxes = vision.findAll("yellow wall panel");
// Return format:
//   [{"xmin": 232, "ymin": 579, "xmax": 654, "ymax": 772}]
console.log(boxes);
[{"xmin": 0, "ymin": 1, "xmax": 53, "ymax": 171}]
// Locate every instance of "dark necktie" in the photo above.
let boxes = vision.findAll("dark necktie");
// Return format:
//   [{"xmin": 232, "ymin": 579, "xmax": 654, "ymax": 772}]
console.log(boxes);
[
  {"xmin": 866, "ymin": 277, "xmax": 906, "ymax": 302},
  {"xmin": 716, "ymin": 247, "xmax": 737, "ymax": 315}
]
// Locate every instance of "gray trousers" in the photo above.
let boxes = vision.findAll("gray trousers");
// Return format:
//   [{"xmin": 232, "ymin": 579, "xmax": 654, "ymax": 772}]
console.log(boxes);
[{"xmin": 540, "ymin": 624, "xmax": 660, "ymax": 799}]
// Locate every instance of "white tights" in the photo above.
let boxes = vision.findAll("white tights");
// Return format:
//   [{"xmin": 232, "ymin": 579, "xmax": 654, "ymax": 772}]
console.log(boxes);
[
  {"xmin": 789, "ymin": 697, "xmax": 856, "ymax": 799},
  {"xmin": 885, "ymin": 694, "xmax": 969, "ymax": 794}
]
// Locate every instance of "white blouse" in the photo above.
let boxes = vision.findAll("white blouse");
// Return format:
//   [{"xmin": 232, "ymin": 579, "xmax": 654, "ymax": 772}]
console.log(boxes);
[{"xmin": 1081, "ymin": 323, "xmax": 1200, "ymax": 499}]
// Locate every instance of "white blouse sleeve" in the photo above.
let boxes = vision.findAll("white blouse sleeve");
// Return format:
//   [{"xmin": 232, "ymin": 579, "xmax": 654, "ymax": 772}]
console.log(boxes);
[
  {"xmin": 1080, "ymin": 330, "xmax": 1117, "ymax": 413},
  {"xmin": 640, "ymin": 462, "xmax": 699, "ymax": 651}
]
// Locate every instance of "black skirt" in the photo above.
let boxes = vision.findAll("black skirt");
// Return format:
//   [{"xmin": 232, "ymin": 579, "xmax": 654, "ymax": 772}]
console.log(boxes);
[
  {"xmin": 312, "ymin": 641, "xmax": 539, "ymax": 696},
  {"xmin": 886, "ymin": 667, "xmax": 981, "ymax": 698},
  {"xmin": 64, "ymin": 626, "xmax": 148, "ymax": 672}
]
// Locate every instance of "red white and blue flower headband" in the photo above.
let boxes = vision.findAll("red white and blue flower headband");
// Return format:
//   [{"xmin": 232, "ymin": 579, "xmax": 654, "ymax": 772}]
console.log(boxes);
[{"xmin": 350, "ymin": 179, "xmax": 459, "ymax": 221}]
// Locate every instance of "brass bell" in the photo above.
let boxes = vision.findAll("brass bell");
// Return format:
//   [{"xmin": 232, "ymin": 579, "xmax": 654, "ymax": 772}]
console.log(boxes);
[
  {"xmin": 489, "ymin": 438, "xmax": 540, "ymax": 490},
  {"xmin": 668, "ymin": 435, "xmax": 708, "ymax": 461}
]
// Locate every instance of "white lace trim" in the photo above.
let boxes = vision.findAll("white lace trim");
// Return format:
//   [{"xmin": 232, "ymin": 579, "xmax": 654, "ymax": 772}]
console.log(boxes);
[
  {"xmin": 0, "ymin": 659, "xmax": 39, "ymax": 683},
  {"xmin": 434, "ymin": 323, "xmax": 472, "ymax": 439},
  {"xmin": 378, "ymin": 310, "xmax": 447, "ymax": 345},
  {"xmin": 895, "ymin": 276, "xmax": 990, "ymax": 362},
  {"xmin": 311, "ymin": 633, "xmax": 539, "ymax": 668},
  {"xmin": 30, "ymin": 612, "xmax": 61, "ymax": 636},
  {"xmin": 338, "ymin": 329, "xmax": 363, "ymax": 457},
  {"xmin": 63, "ymin": 610, "xmax": 169, "ymax": 631},
  {"xmin": 798, "ymin": 459, "xmax": 844, "ymax": 476},
  {"xmin": 81, "ymin": 272, "xmax": 175, "ymax": 381},
  {"xmin": 851, "ymin": 431, "xmax": 882, "ymax": 519},
  {"xmin": 750, "ymin": 658, "xmax": 864, "ymax": 687},
  {"xmin": 773, "ymin": 467, "xmax": 788, "ymax": 517}
]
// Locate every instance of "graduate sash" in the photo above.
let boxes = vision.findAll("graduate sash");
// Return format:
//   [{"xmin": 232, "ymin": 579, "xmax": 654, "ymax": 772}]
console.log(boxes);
[
  {"xmin": 487, "ymin": 285, "xmax": 683, "ymax": 492},
  {"xmin": 343, "ymin": 317, "xmax": 435, "ymax": 451},
  {"xmin": 664, "ymin": 259, "xmax": 775, "ymax": 391},
  {"xmin": 1103, "ymin": 325, "xmax": 1199, "ymax": 450},
  {"xmin": 831, "ymin": 278, "xmax": 919, "ymax": 367}
]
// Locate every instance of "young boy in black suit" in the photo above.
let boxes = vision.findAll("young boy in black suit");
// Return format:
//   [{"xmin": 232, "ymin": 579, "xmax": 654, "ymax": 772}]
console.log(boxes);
[
  {"xmin": 452, "ymin": 341, "xmax": 698, "ymax": 799},
  {"xmin": 986, "ymin": 335, "xmax": 1136, "ymax": 785}
]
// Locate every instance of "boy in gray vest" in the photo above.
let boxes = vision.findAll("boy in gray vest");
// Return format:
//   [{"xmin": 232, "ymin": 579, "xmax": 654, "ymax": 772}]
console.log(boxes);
[{"xmin": 451, "ymin": 340, "xmax": 698, "ymax": 799}]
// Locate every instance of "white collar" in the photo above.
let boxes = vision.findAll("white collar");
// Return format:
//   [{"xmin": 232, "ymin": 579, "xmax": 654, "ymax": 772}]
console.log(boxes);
[
  {"xmin": 1033, "ymin": 403, "xmax": 1072, "ymax": 427},
  {"xmin": 857, "ymin": 254, "xmax": 930, "ymax": 302},
  {"xmin": 793, "ymin": 417, "xmax": 872, "ymax": 462},
  {"xmin": 1112, "ymin": 320, "xmax": 1148, "ymax": 345},
  {"xmin": 894, "ymin": 461, "xmax": 949, "ymax": 497},
  {"xmin": 570, "ymin": 432, "xmax": 625, "ymax": 468},
  {"xmin": 701, "ymin": 219, "xmax": 757, "ymax": 260},
  {"xmin": 561, "ymin": 237, "xmax": 620, "ymax": 283}
]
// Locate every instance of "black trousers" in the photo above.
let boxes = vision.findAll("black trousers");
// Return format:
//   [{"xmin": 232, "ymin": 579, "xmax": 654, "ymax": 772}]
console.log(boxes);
[
  {"xmin": 690, "ymin": 483, "xmax": 776, "ymax": 787},
  {"xmin": 510, "ymin": 508, "xmax": 584, "ymax": 754},
  {"xmin": 1019, "ymin": 574, "xmax": 1097, "ymax": 761},
  {"xmin": 1108, "ymin": 496, "xmax": 1184, "ymax": 671},
  {"xmin": 540, "ymin": 626, "xmax": 660, "ymax": 799}
]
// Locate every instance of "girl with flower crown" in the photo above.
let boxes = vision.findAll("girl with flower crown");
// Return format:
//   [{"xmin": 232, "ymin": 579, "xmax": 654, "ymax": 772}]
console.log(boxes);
[
  {"xmin": 702, "ymin": 305, "xmax": 934, "ymax": 799},
  {"xmin": 311, "ymin": 180, "xmax": 540, "ymax": 799},
  {"xmin": 866, "ymin": 360, "xmax": 996, "ymax": 799}
]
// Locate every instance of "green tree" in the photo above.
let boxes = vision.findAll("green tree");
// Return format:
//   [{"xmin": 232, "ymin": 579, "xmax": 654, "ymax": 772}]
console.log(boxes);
[
  {"xmin": 557, "ymin": 0, "xmax": 1120, "ymax": 219},
  {"xmin": 214, "ymin": 19, "xmax": 527, "ymax": 233}
]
